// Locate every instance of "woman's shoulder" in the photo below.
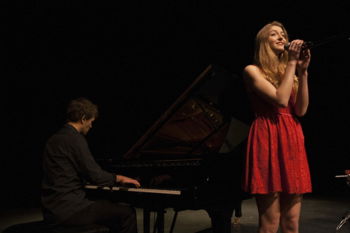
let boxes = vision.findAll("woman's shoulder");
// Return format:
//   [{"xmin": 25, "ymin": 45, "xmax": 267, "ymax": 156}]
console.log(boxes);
[
  {"xmin": 243, "ymin": 64, "xmax": 259, "ymax": 73},
  {"xmin": 243, "ymin": 64, "xmax": 263, "ymax": 81}
]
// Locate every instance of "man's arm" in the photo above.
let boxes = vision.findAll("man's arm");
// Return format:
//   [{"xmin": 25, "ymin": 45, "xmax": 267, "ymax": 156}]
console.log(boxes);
[
  {"xmin": 73, "ymin": 136, "xmax": 116, "ymax": 186},
  {"xmin": 73, "ymin": 136, "xmax": 140, "ymax": 187}
]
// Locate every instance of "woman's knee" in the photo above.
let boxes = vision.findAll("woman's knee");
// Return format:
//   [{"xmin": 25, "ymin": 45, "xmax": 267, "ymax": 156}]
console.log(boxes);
[
  {"xmin": 261, "ymin": 214, "xmax": 280, "ymax": 227},
  {"xmin": 259, "ymin": 221, "xmax": 280, "ymax": 233},
  {"xmin": 280, "ymin": 215, "xmax": 299, "ymax": 232}
]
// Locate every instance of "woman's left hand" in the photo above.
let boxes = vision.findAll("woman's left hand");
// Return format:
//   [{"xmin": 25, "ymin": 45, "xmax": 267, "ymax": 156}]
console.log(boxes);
[{"xmin": 297, "ymin": 48, "xmax": 311, "ymax": 73}]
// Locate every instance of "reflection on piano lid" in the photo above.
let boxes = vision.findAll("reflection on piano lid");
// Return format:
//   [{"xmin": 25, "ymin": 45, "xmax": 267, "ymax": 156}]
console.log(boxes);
[
  {"xmin": 120, "ymin": 64, "xmax": 250, "ymax": 161},
  {"xmin": 85, "ymin": 184, "xmax": 181, "ymax": 195}
]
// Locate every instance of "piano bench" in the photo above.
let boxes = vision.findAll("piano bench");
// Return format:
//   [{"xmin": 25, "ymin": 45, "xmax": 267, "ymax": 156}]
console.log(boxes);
[{"xmin": 2, "ymin": 220, "xmax": 110, "ymax": 233}]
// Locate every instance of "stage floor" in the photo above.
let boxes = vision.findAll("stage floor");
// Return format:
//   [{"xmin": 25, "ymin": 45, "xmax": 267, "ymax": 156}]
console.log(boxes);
[{"xmin": 1, "ymin": 194, "xmax": 349, "ymax": 233}]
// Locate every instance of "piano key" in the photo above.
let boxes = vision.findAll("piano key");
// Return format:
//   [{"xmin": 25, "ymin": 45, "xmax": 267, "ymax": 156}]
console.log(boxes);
[{"xmin": 84, "ymin": 184, "xmax": 181, "ymax": 195}]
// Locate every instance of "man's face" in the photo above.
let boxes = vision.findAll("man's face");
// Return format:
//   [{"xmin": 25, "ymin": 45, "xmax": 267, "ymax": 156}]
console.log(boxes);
[{"xmin": 81, "ymin": 117, "xmax": 95, "ymax": 135}]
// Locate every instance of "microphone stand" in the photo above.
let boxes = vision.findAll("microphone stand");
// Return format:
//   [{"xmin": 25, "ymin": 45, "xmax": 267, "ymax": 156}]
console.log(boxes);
[
  {"xmin": 310, "ymin": 33, "xmax": 350, "ymax": 49},
  {"xmin": 334, "ymin": 170, "xmax": 350, "ymax": 232}
]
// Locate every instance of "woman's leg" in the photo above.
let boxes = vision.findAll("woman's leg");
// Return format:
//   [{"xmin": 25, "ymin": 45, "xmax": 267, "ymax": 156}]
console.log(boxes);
[
  {"xmin": 255, "ymin": 193, "xmax": 281, "ymax": 233},
  {"xmin": 279, "ymin": 194, "xmax": 302, "ymax": 233}
]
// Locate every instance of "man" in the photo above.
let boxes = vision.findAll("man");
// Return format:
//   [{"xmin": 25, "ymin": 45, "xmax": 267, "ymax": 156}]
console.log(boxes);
[{"xmin": 41, "ymin": 97, "xmax": 141, "ymax": 233}]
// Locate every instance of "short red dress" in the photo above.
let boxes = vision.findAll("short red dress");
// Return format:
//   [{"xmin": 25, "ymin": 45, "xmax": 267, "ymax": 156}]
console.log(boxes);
[{"xmin": 243, "ymin": 90, "xmax": 312, "ymax": 194}]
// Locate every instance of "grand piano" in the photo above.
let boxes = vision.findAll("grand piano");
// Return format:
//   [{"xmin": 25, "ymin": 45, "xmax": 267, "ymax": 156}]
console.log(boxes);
[{"xmin": 86, "ymin": 64, "xmax": 252, "ymax": 233}]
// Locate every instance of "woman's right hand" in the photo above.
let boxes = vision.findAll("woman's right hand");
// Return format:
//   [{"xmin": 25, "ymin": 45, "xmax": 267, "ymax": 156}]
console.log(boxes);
[{"xmin": 287, "ymin": 39, "xmax": 305, "ymax": 62}]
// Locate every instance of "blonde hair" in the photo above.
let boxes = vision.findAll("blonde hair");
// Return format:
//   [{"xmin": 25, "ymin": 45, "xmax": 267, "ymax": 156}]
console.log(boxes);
[{"xmin": 254, "ymin": 21, "xmax": 298, "ymax": 91}]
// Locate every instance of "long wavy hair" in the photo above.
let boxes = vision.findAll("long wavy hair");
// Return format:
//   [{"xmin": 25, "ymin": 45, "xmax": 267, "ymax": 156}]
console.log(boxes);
[{"xmin": 254, "ymin": 21, "xmax": 298, "ymax": 91}]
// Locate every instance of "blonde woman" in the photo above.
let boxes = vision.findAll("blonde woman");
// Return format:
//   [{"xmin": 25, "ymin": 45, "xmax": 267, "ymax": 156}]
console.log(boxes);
[{"xmin": 242, "ymin": 21, "xmax": 312, "ymax": 233}]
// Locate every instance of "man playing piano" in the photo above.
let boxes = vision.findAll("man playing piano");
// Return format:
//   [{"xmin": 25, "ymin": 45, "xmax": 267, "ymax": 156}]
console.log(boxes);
[{"xmin": 41, "ymin": 97, "xmax": 141, "ymax": 233}]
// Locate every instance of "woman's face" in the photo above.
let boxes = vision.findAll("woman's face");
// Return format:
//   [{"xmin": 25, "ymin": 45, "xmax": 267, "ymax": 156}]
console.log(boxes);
[{"xmin": 267, "ymin": 25, "xmax": 287, "ymax": 54}]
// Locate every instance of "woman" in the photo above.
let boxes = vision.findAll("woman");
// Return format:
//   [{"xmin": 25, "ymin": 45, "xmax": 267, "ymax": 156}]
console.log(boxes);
[{"xmin": 242, "ymin": 21, "xmax": 312, "ymax": 233}]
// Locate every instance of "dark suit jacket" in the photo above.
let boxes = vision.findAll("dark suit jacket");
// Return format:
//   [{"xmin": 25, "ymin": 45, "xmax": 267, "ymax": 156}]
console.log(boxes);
[{"xmin": 41, "ymin": 124, "xmax": 116, "ymax": 224}]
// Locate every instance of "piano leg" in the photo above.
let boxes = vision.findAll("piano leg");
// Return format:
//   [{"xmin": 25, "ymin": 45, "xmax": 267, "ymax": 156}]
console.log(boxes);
[
  {"xmin": 169, "ymin": 210, "xmax": 178, "ymax": 233},
  {"xmin": 232, "ymin": 200, "xmax": 242, "ymax": 224},
  {"xmin": 143, "ymin": 209, "xmax": 150, "ymax": 233},
  {"xmin": 143, "ymin": 208, "xmax": 165, "ymax": 233},
  {"xmin": 206, "ymin": 207, "xmax": 234, "ymax": 233},
  {"xmin": 155, "ymin": 209, "xmax": 165, "ymax": 233}
]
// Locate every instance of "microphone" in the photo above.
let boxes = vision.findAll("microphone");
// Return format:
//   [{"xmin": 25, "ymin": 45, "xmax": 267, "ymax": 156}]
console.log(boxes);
[{"xmin": 284, "ymin": 41, "xmax": 314, "ymax": 51}]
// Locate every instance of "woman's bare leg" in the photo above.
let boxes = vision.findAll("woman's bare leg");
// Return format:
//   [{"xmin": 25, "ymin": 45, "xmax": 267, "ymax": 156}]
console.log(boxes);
[
  {"xmin": 255, "ymin": 193, "xmax": 281, "ymax": 233},
  {"xmin": 279, "ymin": 194, "xmax": 302, "ymax": 233}
]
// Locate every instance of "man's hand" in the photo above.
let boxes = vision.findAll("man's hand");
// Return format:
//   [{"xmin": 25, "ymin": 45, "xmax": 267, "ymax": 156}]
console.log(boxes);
[{"xmin": 116, "ymin": 175, "xmax": 141, "ymax": 188}]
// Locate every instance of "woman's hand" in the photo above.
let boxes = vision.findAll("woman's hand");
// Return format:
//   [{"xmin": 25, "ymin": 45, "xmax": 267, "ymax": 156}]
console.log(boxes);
[
  {"xmin": 297, "ymin": 48, "xmax": 311, "ymax": 74},
  {"xmin": 287, "ymin": 39, "xmax": 304, "ymax": 62}
]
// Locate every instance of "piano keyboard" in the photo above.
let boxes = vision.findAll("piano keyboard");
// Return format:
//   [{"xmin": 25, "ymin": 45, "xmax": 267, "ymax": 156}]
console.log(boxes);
[{"xmin": 84, "ymin": 184, "xmax": 182, "ymax": 195}]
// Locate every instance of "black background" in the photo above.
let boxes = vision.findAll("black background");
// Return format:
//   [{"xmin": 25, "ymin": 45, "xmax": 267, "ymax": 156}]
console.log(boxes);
[{"xmin": 2, "ymin": 1, "xmax": 350, "ymax": 209}]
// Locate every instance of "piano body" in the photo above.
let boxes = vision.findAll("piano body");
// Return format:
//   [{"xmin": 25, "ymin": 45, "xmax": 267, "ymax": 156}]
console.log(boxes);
[{"xmin": 86, "ymin": 64, "xmax": 252, "ymax": 233}]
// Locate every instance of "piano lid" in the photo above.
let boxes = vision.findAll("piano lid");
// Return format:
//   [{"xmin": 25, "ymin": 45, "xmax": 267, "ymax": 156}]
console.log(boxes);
[{"xmin": 124, "ymin": 64, "xmax": 250, "ymax": 160}]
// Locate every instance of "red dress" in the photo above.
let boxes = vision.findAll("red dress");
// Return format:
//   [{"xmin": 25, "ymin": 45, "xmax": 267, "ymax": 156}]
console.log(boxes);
[{"xmin": 243, "ymin": 90, "xmax": 312, "ymax": 194}]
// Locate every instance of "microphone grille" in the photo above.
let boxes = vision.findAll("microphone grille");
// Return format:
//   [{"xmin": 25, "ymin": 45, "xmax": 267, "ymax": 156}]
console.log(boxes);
[{"xmin": 284, "ymin": 42, "xmax": 291, "ymax": 50}]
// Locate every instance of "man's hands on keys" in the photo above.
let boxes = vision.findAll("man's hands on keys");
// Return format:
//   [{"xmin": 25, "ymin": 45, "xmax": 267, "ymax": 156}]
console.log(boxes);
[{"xmin": 116, "ymin": 175, "xmax": 141, "ymax": 188}]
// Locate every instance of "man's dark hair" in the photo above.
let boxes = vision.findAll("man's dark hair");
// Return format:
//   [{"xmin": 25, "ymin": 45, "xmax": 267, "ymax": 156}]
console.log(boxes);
[{"xmin": 66, "ymin": 97, "xmax": 99, "ymax": 122}]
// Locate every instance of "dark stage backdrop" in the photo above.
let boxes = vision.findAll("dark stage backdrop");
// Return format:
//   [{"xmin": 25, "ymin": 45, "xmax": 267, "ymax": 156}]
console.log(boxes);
[{"xmin": 3, "ymin": 2, "xmax": 350, "ymax": 209}]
